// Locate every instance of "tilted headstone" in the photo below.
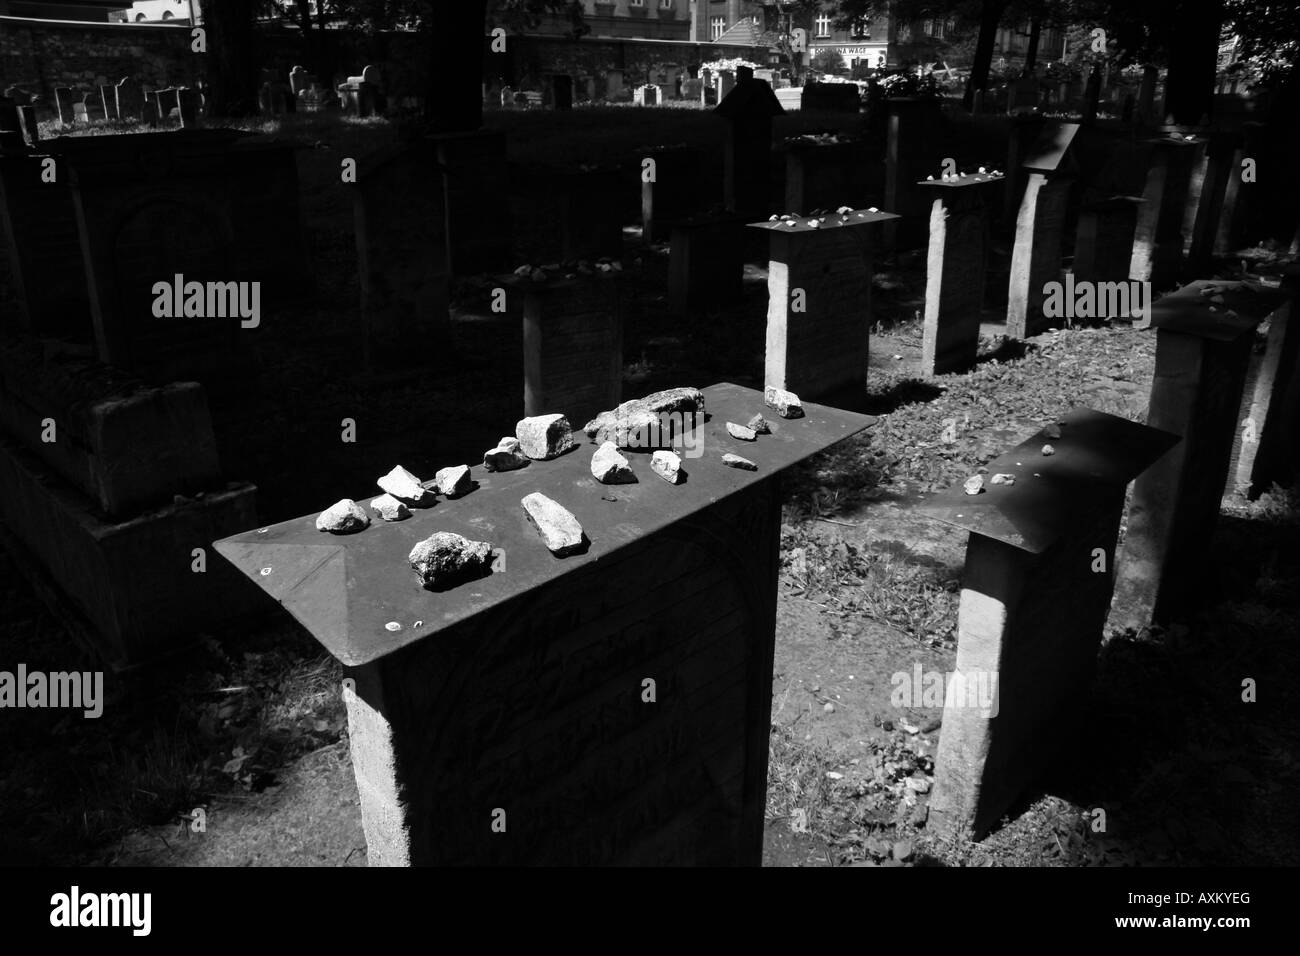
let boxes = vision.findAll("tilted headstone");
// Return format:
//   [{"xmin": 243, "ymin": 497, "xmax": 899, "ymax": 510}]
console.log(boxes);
[
  {"xmin": 1213, "ymin": 121, "xmax": 1265, "ymax": 257},
  {"xmin": 1227, "ymin": 285, "xmax": 1297, "ymax": 498},
  {"xmin": 641, "ymin": 145, "xmax": 705, "ymax": 243},
  {"xmin": 752, "ymin": 208, "xmax": 899, "ymax": 401},
  {"xmin": 115, "ymin": 77, "xmax": 145, "ymax": 120},
  {"xmin": 1007, "ymin": 122, "xmax": 1080, "ymax": 339},
  {"xmin": 715, "ymin": 78, "xmax": 784, "ymax": 220},
  {"xmin": 1112, "ymin": 280, "xmax": 1289, "ymax": 629},
  {"xmin": 923, "ymin": 409, "xmax": 1177, "ymax": 841},
  {"xmin": 919, "ymin": 173, "xmax": 1001, "ymax": 376},
  {"xmin": 17, "ymin": 105, "xmax": 40, "ymax": 146},
  {"xmin": 1002, "ymin": 113, "xmax": 1046, "ymax": 228},
  {"xmin": 54, "ymin": 87, "xmax": 75, "ymax": 126},
  {"xmin": 516, "ymin": 274, "xmax": 623, "ymax": 427},
  {"xmin": 215, "ymin": 383, "xmax": 875, "ymax": 865},
  {"xmin": 1184, "ymin": 130, "xmax": 1242, "ymax": 277},
  {"xmin": 1129, "ymin": 131, "xmax": 1204, "ymax": 290},
  {"xmin": 100, "ymin": 84, "xmax": 120, "ymax": 121}
]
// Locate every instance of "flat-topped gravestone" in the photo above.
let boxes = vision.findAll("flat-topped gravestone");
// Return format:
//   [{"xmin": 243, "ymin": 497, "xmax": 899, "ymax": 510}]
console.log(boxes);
[
  {"xmin": 884, "ymin": 98, "xmax": 944, "ymax": 250},
  {"xmin": 215, "ymin": 383, "xmax": 876, "ymax": 865},
  {"xmin": 1007, "ymin": 122, "xmax": 1080, "ymax": 340},
  {"xmin": 1184, "ymin": 130, "xmax": 1240, "ymax": 275},
  {"xmin": 1129, "ymin": 132, "xmax": 1204, "ymax": 290},
  {"xmin": 1073, "ymin": 195, "xmax": 1144, "ymax": 288},
  {"xmin": 668, "ymin": 212, "xmax": 748, "ymax": 311},
  {"xmin": 513, "ymin": 274, "xmax": 623, "ymax": 428},
  {"xmin": 1227, "ymin": 284, "xmax": 1296, "ymax": 498},
  {"xmin": 783, "ymin": 134, "xmax": 870, "ymax": 216},
  {"xmin": 752, "ymin": 208, "xmax": 899, "ymax": 401},
  {"xmin": 641, "ymin": 145, "xmax": 704, "ymax": 243},
  {"xmin": 919, "ymin": 173, "xmax": 1003, "ymax": 375},
  {"xmin": 922, "ymin": 409, "xmax": 1178, "ymax": 841},
  {"xmin": 353, "ymin": 142, "xmax": 450, "ymax": 371},
  {"xmin": 715, "ymin": 79, "xmax": 784, "ymax": 220},
  {"xmin": 1112, "ymin": 279, "xmax": 1289, "ymax": 630}
]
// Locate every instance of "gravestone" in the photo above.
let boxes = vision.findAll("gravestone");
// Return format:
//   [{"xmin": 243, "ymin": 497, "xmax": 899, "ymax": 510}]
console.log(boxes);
[
  {"xmin": 922, "ymin": 409, "xmax": 1177, "ymax": 841},
  {"xmin": 1185, "ymin": 130, "xmax": 1242, "ymax": 277},
  {"xmin": 753, "ymin": 208, "xmax": 899, "ymax": 401},
  {"xmin": 429, "ymin": 130, "xmax": 512, "ymax": 275},
  {"xmin": 717, "ymin": 70, "xmax": 735, "ymax": 101},
  {"xmin": 177, "ymin": 87, "xmax": 200, "ymax": 128},
  {"xmin": 1112, "ymin": 280, "xmax": 1289, "ymax": 629},
  {"xmin": 100, "ymin": 85, "xmax": 120, "ymax": 121},
  {"xmin": 1213, "ymin": 122, "xmax": 1264, "ymax": 257},
  {"xmin": 884, "ymin": 97, "xmax": 943, "ymax": 249},
  {"xmin": 17, "ymin": 106, "xmax": 39, "ymax": 147},
  {"xmin": 1129, "ymin": 132, "xmax": 1203, "ymax": 290},
  {"xmin": 353, "ymin": 142, "xmax": 451, "ymax": 372},
  {"xmin": 1228, "ymin": 288, "xmax": 1297, "ymax": 498},
  {"xmin": 216, "ymin": 383, "xmax": 875, "ymax": 865},
  {"xmin": 54, "ymin": 87, "xmax": 75, "ymax": 126},
  {"xmin": 1007, "ymin": 74, "xmax": 1039, "ymax": 115},
  {"xmin": 668, "ymin": 213, "xmax": 747, "ymax": 311},
  {"xmin": 72, "ymin": 102, "xmax": 89, "ymax": 125},
  {"xmin": 289, "ymin": 65, "xmax": 312, "ymax": 97},
  {"xmin": 556, "ymin": 166, "xmax": 624, "ymax": 262},
  {"xmin": 115, "ymin": 77, "xmax": 145, "ymax": 121},
  {"xmin": 919, "ymin": 173, "xmax": 1001, "ymax": 376},
  {"xmin": 0, "ymin": 98, "xmax": 21, "ymax": 151},
  {"xmin": 1073, "ymin": 196, "xmax": 1145, "ymax": 287},
  {"xmin": 1136, "ymin": 65, "xmax": 1159, "ymax": 126},
  {"xmin": 1003, "ymin": 113, "xmax": 1046, "ymax": 228},
  {"xmin": 548, "ymin": 74, "xmax": 574, "ymax": 111},
  {"xmin": 715, "ymin": 79, "xmax": 784, "ymax": 220},
  {"xmin": 783, "ymin": 135, "xmax": 870, "ymax": 216},
  {"xmin": 633, "ymin": 84, "xmax": 660, "ymax": 106},
  {"xmin": 641, "ymin": 146, "xmax": 705, "ymax": 243},
  {"xmin": 517, "ymin": 275, "xmax": 623, "ymax": 428},
  {"xmin": 1007, "ymin": 123, "xmax": 1080, "ymax": 340}
]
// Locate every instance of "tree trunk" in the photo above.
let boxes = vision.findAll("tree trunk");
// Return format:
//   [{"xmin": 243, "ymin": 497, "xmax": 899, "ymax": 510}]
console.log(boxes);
[
  {"xmin": 1024, "ymin": 16, "xmax": 1041, "ymax": 74},
  {"xmin": 205, "ymin": 0, "xmax": 259, "ymax": 117},
  {"xmin": 1163, "ymin": 0, "xmax": 1221, "ymax": 125},
  {"xmin": 427, "ymin": 0, "xmax": 489, "ymax": 133},
  {"xmin": 963, "ymin": 0, "xmax": 1007, "ymax": 110}
]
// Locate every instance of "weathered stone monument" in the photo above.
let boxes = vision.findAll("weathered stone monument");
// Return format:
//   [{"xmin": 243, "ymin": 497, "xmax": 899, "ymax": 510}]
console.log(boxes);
[
  {"xmin": 640, "ymin": 145, "xmax": 704, "ymax": 243},
  {"xmin": 633, "ymin": 84, "xmax": 660, "ymax": 106},
  {"xmin": 923, "ymin": 409, "xmax": 1177, "ymax": 840},
  {"xmin": 919, "ymin": 173, "xmax": 1002, "ymax": 376},
  {"xmin": 1002, "ymin": 113, "xmax": 1046, "ymax": 228},
  {"xmin": 216, "ymin": 383, "xmax": 875, "ymax": 865},
  {"xmin": 1007, "ymin": 122, "xmax": 1079, "ymax": 339},
  {"xmin": 1129, "ymin": 131, "xmax": 1204, "ymax": 290},
  {"xmin": 1112, "ymin": 279, "xmax": 1289, "ymax": 629},
  {"xmin": 517, "ymin": 274, "xmax": 623, "ymax": 428},
  {"xmin": 715, "ymin": 78, "xmax": 784, "ymax": 220},
  {"xmin": 884, "ymin": 97, "xmax": 944, "ymax": 248},
  {"xmin": 753, "ymin": 208, "xmax": 899, "ymax": 401},
  {"xmin": 1227, "ymin": 285, "xmax": 1297, "ymax": 498},
  {"xmin": 353, "ymin": 142, "xmax": 450, "ymax": 371}
]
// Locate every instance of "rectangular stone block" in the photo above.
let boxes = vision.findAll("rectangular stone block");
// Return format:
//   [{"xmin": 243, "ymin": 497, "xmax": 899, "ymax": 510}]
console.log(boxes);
[
  {"xmin": 920, "ymin": 175, "xmax": 999, "ymax": 376},
  {"xmin": 1007, "ymin": 173, "xmax": 1072, "ymax": 339},
  {"xmin": 521, "ymin": 276, "xmax": 623, "ymax": 428},
  {"xmin": 0, "ymin": 334, "xmax": 223, "ymax": 517},
  {"xmin": 668, "ymin": 213, "xmax": 746, "ymax": 312},
  {"xmin": 1226, "ymin": 291, "xmax": 1296, "ymax": 498},
  {"xmin": 1112, "ymin": 280, "xmax": 1286, "ymax": 629},
  {"xmin": 100, "ymin": 85, "xmax": 120, "ymax": 121},
  {"xmin": 754, "ymin": 208, "xmax": 898, "ymax": 401},
  {"xmin": 640, "ymin": 146, "xmax": 704, "ymax": 243},
  {"xmin": 1073, "ymin": 196, "xmax": 1143, "ymax": 286},
  {"xmin": 215, "ymin": 383, "xmax": 875, "ymax": 865},
  {"xmin": 0, "ymin": 435, "xmax": 258, "ymax": 668},
  {"xmin": 921, "ymin": 409, "xmax": 1177, "ymax": 840},
  {"xmin": 885, "ymin": 98, "xmax": 944, "ymax": 249},
  {"xmin": 1130, "ymin": 134, "xmax": 1202, "ymax": 290}
]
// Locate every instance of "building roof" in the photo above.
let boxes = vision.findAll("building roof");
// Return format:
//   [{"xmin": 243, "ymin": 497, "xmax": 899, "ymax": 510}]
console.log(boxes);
[{"xmin": 715, "ymin": 18, "xmax": 780, "ymax": 49}]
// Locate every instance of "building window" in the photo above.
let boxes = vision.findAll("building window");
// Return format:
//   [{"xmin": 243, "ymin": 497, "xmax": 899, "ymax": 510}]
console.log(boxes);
[
  {"xmin": 849, "ymin": 18, "xmax": 869, "ymax": 39},
  {"xmin": 659, "ymin": 0, "xmax": 673, "ymax": 8},
  {"xmin": 629, "ymin": 0, "xmax": 645, "ymax": 7},
  {"xmin": 711, "ymin": 16, "xmax": 726, "ymax": 39},
  {"xmin": 815, "ymin": 14, "xmax": 831, "ymax": 37}
]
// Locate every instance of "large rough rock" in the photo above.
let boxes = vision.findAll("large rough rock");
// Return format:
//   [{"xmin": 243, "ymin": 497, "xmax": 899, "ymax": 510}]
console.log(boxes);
[
  {"xmin": 521, "ymin": 492, "xmax": 585, "ymax": 556},
  {"xmin": 516, "ymin": 414, "xmax": 574, "ymax": 460},
  {"xmin": 582, "ymin": 387, "xmax": 706, "ymax": 449},
  {"xmin": 747, "ymin": 414, "xmax": 772, "ymax": 435},
  {"xmin": 408, "ymin": 532, "xmax": 494, "ymax": 589},
  {"xmin": 377, "ymin": 465, "xmax": 433, "ymax": 504},
  {"xmin": 721, "ymin": 453, "xmax": 757, "ymax": 471},
  {"xmin": 434, "ymin": 464, "xmax": 472, "ymax": 497},
  {"xmin": 726, "ymin": 422, "xmax": 757, "ymax": 441},
  {"xmin": 483, "ymin": 436, "xmax": 530, "ymax": 473},
  {"xmin": 591, "ymin": 442, "xmax": 636, "ymax": 484},
  {"xmin": 764, "ymin": 386, "xmax": 804, "ymax": 419},
  {"xmin": 316, "ymin": 499, "xmax": 370, "ymax": 533},
  {"xmin": 651, "ymin": 450, "xmax": 683, "ymax": 484},
  {"xmin": 370, "ymin": 493, "xmax": 411, "ymax": 521}
]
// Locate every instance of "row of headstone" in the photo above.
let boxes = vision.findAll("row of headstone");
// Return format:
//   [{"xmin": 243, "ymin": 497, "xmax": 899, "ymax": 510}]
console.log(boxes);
[
  {"xmin": 48, "ymin": 77, "xmax": 199, "ymax": 127},
  {"xmin": 337, "ymin": 65, "xmax": 386, "ymax": 117}
]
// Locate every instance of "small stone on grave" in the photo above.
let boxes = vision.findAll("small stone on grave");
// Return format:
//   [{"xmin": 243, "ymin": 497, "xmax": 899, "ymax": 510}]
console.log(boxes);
[
  {"xmin": 516, "ymin": 414, "xmax": 574, "ymax": 461},
  {"xmin": 521, "ymin": 492, "xmax": 585, "ymax": 555},
  {"xmin": 963, "ymin": 475, "xmax": 985, "ymax": 495},
  {"xmin": 651, "ymin": 450, "xmax": 683, "ymax": 484},
  {"xmin": 747, "ymin": 414, "xmax": 772, "ymax": 435},
  {"xmin": 483, "ymin": 437, "xmax": 531, "ymax": 472},
  {"xmin": 1041, "ymin": 444, "xmax": 1056, "ymax": 456},
  {"xmin": 990, "ymin": 473, "xmax": 1016, "ymax": 485},
  {"xmin": 583, "ymin": 387, "xmax": 706, "ymax": 448},
  {"xmin": 764, "ymin": 386, "xmax": 804, "ymax": 419},
  {"xmin": 316, "ymin": 499, "xmax": 369, "ymax": 533},
  {"xmin": 434, "ymin": 464, "xmax": 473, "ymax": 497},
  {"xmin": 591, "ymin": 442, "xmax": 637, "ymax": 484},
  {"xmin": 377, "ymin": 465, "xmax": 433, "ymax": 504},
  {"xmin": 370, "ymin": 493, "xmax": 411, "ymax": 522},
  {"xmin": 722, "ymin": 453, "xmax": 758, "ymax": 471},
  {"xmin": 408, "ymin": 532, "xmax": 494, "ymax": 589},
  {"xmin": 727, "ymin": 422, "xmax": 757, "ymax": 441}
]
